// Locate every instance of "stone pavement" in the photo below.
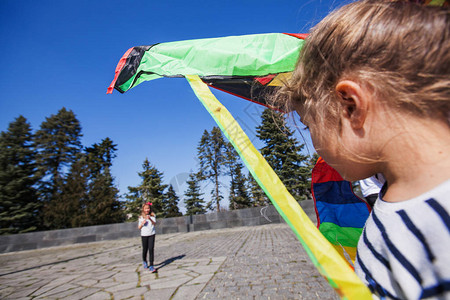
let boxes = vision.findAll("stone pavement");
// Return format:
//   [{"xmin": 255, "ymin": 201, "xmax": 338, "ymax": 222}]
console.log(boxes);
[{"xmin": 0, "ymin": 223, "xmax": 339, "ymax": 299}]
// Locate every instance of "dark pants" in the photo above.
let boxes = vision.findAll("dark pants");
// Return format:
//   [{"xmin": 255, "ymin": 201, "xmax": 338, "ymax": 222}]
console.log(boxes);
[{"xmin": 141, "ymin": 235, "xmax": 155, "ymax": 266}]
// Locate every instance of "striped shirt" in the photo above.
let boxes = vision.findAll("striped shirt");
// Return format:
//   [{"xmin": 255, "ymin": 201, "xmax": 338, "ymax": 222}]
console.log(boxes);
[{"xmin": 355, "ymin": 179, "xmax": 450, "ymax": 299}]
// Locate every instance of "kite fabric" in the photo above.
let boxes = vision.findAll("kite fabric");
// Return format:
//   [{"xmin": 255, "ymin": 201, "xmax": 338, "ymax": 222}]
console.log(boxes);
[
  {"xmin": 311, "ymin": 157, "xmax": 371, "ymax": 265},
  {"xmin": 107, "ymin": 33, "xmax": 307, "ymax": 107},
  {"xmin": 107, "ymin": 33, "xmax": 372, "ymax": 299}
]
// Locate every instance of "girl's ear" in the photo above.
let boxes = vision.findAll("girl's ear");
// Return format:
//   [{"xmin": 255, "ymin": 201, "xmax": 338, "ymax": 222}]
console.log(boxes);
[{"xmin": 335, "ymin": 80, "xmax": 369, "ymax": 129}]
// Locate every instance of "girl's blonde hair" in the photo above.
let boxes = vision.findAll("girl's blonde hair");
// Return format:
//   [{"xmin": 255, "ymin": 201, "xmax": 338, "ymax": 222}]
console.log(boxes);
[{"xmin": 276, "ymin": 0, "xmax": 449, "ymax": 132}]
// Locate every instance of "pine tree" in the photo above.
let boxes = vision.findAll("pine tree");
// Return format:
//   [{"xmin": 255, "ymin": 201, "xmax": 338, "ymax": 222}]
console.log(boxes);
[
  {"xmin": 256, "ymin": 108, "xmax": 310, "ymax": 201},
  {"xmin": 35, "ymin": 108, "xmax": 83, "ymax": 227},
  {"xmin": 184, "ymin": 172, "xmax": 206, "ymax": 215},
  {"xmin": 247, "ymin": 173, "xmax": 268, "ymax": 206},
  {"xmin": 35, "ymin": 107, "xmax": 82, "ymax": 189},
  {"xmin": 164, "ymin": 185, "xmax": 182, "ymax": 218},
  {"xmin": 197, "ymin": 127, "xmax": 226, "ymax": 211},
  {"xmin": 0, "ymin": 116, "xmax": 40, "ymax": 234},
  {"xmin": 85, "ymin": 137, "xmax": 117, "ymax": 176},
  {"xmin": 85, "ymin": 166, "xmax": 124, "ymax": 225},
  {"xmin": 125, "ymin": 158, "xmax": 167, "ymax": 218},
  {"xmin": 224, "ymin": 142, "xmax": 251, "ymax": 209},
  {"xmin": 84, "ymin": 138, "xmax": 123, "ymax": 225},
  {"xmin": 124, "ymin": 188, "xmax": 141, "ymax": 221},
  {"xmin": 230, "ymin": 166, "xmax": 251, "ymax": 210},
  {"xmin": 45, "ymin": 155, "xmax": 89, "ymax": 229}
]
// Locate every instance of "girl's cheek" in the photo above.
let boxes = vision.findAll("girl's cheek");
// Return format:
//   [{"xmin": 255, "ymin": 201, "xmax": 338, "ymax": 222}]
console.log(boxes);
[{"xmin": 310, "ymin": 128, "xmax": 334, "ymax": 163}]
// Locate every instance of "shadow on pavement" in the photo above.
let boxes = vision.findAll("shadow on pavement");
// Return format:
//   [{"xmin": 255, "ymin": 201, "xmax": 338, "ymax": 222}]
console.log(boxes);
[{"xmin": 155, "ymin": 254, "xmax": 186, "ymax": 272}]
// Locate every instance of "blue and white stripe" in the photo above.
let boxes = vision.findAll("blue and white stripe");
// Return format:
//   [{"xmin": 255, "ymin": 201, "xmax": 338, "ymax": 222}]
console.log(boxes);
[{"xmin": 355, "ymin": 180, "xmax": 450, "ymax": 299}]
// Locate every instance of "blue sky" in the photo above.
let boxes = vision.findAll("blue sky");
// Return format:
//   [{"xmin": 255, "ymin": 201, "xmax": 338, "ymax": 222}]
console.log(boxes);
[{"xmin": 0, "ymin": 0, "xmax": 346, "ymax": 210}]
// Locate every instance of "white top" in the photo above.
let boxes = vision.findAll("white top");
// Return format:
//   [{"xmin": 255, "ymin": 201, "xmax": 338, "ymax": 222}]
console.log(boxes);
[
  {"xmin": 355, "ymin": 179, "xmax": 450, "ymax": 299},
  {"xmin": 359, "ymin": 175, "xmax": 385, "ymax": 197},
  {"xmin": 139, "ymin": 215, "xmax": 156, "ymax": 236}
]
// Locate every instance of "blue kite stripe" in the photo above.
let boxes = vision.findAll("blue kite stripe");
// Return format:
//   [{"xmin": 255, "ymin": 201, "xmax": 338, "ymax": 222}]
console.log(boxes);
[
  {"xmin": 316, "ymin": 201, "xmax": 370, "ymax": 227},
  {"xmin": 313, "ymin": 181, "xmax": 365, "ymax": 204}
]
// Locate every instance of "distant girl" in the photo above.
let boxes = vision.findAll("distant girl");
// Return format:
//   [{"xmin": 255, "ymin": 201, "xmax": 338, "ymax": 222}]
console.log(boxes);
[
  {"xmin": 138, "ymin": 202, "xmax": 157, "ymax": 273},
  {"xmin": 276, "ymin": 0, "xmax": 449, "ymax": 298}
]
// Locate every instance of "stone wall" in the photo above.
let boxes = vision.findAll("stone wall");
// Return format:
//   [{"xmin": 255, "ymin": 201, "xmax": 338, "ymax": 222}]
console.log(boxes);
[{"xmin": 0, "ymin": 201, "xmax": 317, "ymax": 254}]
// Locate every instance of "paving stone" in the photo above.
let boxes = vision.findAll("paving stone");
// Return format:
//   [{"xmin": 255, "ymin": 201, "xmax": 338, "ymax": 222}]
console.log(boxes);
[
  {"xmin": 105, "ymin": 282, "xmax": 137, "ymax": 293},
  {"xmin": 88, "ymin": 271, "xmax": 116, "ymax": 280},
  {"xmin": 93, "ymin": 279, "xmax": 120, "ymax": 289},
  {"xmin": 0, "ymin": 224, "xmax": 339, "ymax": 300},
  {"xmin": 45, "ymin": 286, "xmax": 88, "ymax": 299},
  {"xmin": 74, "ymin": 278, "xmax": 98, "ymax": 286},
  {"xmin": 1, "ymin": 286, "xmax": 37, "ymax": 298},
  {"xmin": 172, "ymin": 283, "xmax": 205, "ymax": 300},
  {"xmin": 37, "ymin": 283, "xmax": 80, "ymax": 298},
  {"xmin": 148, "ymin": 274, "xmax": 192, "ymax": 289},
  {"xmin": 83, "ymin": 291, "xmax": 111, "ymax": 300},
  {"xmin": 145, "ymin": 287, "xmax": 177, "ymax": 300},
  {"xmin": 0, "ymin": 285, "xmax": 13, "ymax": 296},
  {"xmin": 188, "ymin": 273, "xmax": 214, "ymax": 285},
  {"xmin": 28, "ymin": 280, "xmax": 61, "ymax": 297},
  {"xmin": 64, "ymin": 287, "xmax": 99, "ymax": 299},
  {"xmin": 112, "ymin": 286, "xmax": 147, "ymax": 299}
]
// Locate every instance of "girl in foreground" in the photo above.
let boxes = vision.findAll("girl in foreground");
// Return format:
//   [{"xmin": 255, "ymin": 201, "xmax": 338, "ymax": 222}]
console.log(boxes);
[{"xmin": 276, "ymin": 1, "xmax": 449, "ymax": 298}]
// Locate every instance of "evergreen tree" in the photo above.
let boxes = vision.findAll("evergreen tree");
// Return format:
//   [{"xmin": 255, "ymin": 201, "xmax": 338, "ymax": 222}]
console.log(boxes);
[
  {"xmin": 0, "ymin": 116, "xmax": 40, "ymax": 234},
  {"xmin": 197, "ymin": 127, "xmax": 226, "ymax": 211},
  {"xmin": 124, "ymin": 188, "xmax": 141, "ymax": 221},
  {"xmin": 44, "ymin": 155, "xmax": 89, "ymax": 229},
  {"xmin": 85, "ymin": 137, "xmax": 117, "ymax": 176},
  {"xmin": 224, "ymin": 142, "xmax": 251, "ymax": 209},
  {"xmin": 247, "ymin": 173, "xmax": 268, "ymax": 206},
  {"xmin": 164, "ymin": 185, "xmax": 182, "ymax": 218},
  {"xmin": 83, "ymin": 138, "xmax": 123, "ymax": 225},
  {"xmin": 229, "ymin": 166, "xmax": 251, "ymax": 210},
  {"xmin": 35, "ymin": 108, "xmax": 83, "ymax": 226},
  {"xmin": 43, "ymin": 138, "xmax": 123, "ymax": 229},
  {"xmin": 184, "ymin": 172, "xmax": 206, "ymax": 215},
  {"xmin": 85, "ymin": 166, "xmax": 124, "ymax": 225},
  {"xmin": 256, "ymin": 108, "xmax": 310, "ymax": 201},
  {"xmin": 125, "ymin": 158, "xmax": 167, "ymax": 218}
]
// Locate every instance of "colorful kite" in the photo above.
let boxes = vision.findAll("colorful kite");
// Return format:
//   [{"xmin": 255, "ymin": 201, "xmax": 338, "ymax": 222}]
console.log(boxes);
[
  {"xmin": 107, "ymin": 33, "xmax": 307, "ymax": 107},
  {"xmin": 312, "ymin": 157, "xmax": 371, "ymax": 266},
  {"xmin": 107, "ymin": 33, "xmax": 372, "ymax": 299}
]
